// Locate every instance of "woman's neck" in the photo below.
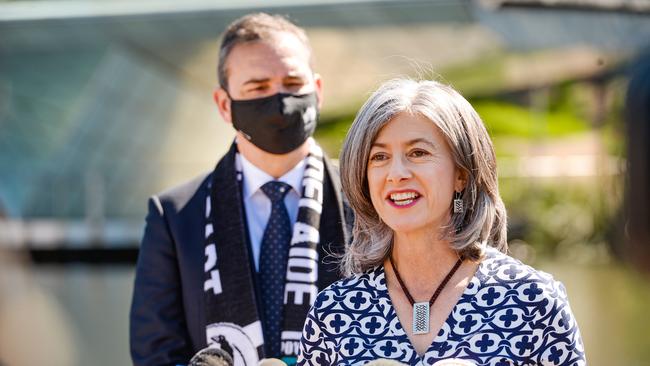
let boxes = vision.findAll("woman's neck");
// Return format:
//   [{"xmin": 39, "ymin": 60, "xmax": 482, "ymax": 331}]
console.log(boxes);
[{"xmin": 387, "ymin": 230, "xmax": 460, "ymax": 297}]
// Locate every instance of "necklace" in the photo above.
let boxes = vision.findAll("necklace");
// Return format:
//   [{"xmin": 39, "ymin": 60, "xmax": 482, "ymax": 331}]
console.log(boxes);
[{"xmin": 389, "ymin": 255, "xmax": 463, "ymax": 335}]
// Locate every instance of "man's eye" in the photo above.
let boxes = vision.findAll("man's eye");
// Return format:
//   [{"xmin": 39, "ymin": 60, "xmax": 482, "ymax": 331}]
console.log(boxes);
[{"xmin": 285, "ymin": 82, "xmax": 305, "ymax": 88}]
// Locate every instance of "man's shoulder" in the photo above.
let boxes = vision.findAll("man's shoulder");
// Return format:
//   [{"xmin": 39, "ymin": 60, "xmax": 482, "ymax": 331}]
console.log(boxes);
[
  {"xmin": 154, "ymin": 172, "xmax": 212, "ymax": 214},
  {"xmin": 321, "ymin": 153, "xmax": 339, "ymax": 174}
]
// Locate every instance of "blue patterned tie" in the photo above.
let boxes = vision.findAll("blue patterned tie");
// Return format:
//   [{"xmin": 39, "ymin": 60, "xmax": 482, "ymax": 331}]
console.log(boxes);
[{"xmin": 259, "ymin": 181, "xmax": 292, "ymax": 357}]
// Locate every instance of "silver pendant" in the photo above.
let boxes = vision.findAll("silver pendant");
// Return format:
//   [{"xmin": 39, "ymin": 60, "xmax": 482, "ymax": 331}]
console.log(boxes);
[{"xmin": 412, "ymin": 302, "xmax": 430, "ymax": 334}]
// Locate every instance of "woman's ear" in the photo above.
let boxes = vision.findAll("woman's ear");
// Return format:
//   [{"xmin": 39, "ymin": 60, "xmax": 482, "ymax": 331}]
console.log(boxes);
[{"xmin": 455, "ymin": 169, "xmax": 468, "ymax": 192}]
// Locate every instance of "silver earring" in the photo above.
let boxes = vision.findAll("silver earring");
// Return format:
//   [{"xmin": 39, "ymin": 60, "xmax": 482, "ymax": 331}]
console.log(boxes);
[{"xmin": 453, "ymin": 191, "xmax": 463, "ymax": 214}]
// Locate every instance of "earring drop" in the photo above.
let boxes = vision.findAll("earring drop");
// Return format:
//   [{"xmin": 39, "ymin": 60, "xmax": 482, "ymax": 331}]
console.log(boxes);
[{"xmin": 453, "ymin": 191, "xmax": 463, "ymax": 214}]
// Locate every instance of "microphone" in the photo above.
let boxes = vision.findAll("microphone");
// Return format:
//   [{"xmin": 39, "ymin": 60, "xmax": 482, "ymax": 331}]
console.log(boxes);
[
  {"xmin": 365, "ymin": 360, "xmax": 407, "ymax": 365},
  {"xmin": 432, "ymin": 359, "xmax": 476, "ymax": 366},
  {"xmin": 258, "ymin": 358, "xmax": 287, "ymax": 366},
  {"xmin": 365, "ymin": 359, "xmax": 474, "ymax": 366},
  {"xmin": 188, "ymin": 347, "xmax": 234, "ymax": 366}
]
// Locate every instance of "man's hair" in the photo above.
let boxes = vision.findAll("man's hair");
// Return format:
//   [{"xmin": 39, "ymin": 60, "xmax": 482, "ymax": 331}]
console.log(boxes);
[
  {"xmin": 218, "ymin": 13, "xmax": 313, "ymax": 91},
  {"xmin": 339, "ymin": 78, "xmax": 508, "ymax": 276}
]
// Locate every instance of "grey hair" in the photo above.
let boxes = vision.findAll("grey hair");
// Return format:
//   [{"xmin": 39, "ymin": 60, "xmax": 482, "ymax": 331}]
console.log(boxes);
[{"xmin": 339, "ymin": 79, "xmax": 508, "ymax": 276}]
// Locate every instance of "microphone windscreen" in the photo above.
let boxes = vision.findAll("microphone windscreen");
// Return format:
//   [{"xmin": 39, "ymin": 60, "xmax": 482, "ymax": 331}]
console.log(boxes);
[
  {"xmin": 364, "ymin": 359, "xmax": 407, "ymax": 366},
  {"xmin": 431, "ymin": 359, "xmax": 476, "ymax": 366},
  {"xmin": 258, "ymin": 358, "xmax": 287, "ymax": 366},
  {"xmin": 188, "ymin": 347, "xmax": 234, "ymax": 366}
]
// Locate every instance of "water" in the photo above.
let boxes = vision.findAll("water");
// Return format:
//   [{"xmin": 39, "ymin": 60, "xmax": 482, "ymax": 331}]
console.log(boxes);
[
  {"xmin": 0, "ymin": 261, "xmax": 134, "ymax": 366},
  {"xmin": 539, "ymin": 260, "xmax": 650, "ymax": 366}
]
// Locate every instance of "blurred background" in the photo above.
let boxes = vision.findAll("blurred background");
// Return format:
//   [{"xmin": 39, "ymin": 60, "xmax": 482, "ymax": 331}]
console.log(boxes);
[{"xmin": 1, "ymin": 0, "xmax": 649, "ymax": 365}]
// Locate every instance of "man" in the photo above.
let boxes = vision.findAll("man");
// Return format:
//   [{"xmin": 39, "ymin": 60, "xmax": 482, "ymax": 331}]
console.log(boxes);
[{"xmin": 130, "ymin": 13, "xmax": 351, "ymax": 366}]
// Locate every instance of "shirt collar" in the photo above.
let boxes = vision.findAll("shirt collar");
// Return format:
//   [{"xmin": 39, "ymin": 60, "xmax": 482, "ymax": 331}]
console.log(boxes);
[{"xmin": 239, "ymin": 153, "xmax": 305, "ymax": 200}]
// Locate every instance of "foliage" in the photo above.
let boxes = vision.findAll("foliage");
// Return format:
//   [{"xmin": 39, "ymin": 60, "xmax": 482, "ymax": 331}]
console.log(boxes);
[
  {"xmin": 314, "ymin": 113, "xmax": 356, "ymax": 158},
  {"xmin": 432, "ymin": 52, "xmax": 506, "ymax": 96},
  {"xmin": 501, "ymin": 175, "xmax": 622, "ymax": 260},
  {"xmin": 473, "ymin": 100, "xmax": 588, "ymax": 138}
]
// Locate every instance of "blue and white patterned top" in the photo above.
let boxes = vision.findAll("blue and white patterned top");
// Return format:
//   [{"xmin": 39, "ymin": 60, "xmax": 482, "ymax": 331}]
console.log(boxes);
[{"xmin": 297, "ymin": 247, "xmax": 586, "ymax": 366}]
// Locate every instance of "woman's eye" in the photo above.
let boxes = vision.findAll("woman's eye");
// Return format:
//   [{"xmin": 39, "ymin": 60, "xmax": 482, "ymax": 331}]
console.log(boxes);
[
  {"xmin": 369, "ymin": 153, "xmax": 388, "ymax": 162},
  {"xmin": 409, "ymin": 149, "xmax": 430, "ymax": 158}
]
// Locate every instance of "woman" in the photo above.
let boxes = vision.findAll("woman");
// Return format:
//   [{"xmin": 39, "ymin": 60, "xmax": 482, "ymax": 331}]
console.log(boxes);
[{"xmin": 297, "ymin": 79, "xmax": 585, "ymax": 365}]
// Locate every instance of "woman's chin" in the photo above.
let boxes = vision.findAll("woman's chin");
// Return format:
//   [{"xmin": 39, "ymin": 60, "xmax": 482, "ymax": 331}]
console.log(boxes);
[{"xmin": 384, "ymin": 221, "xmax": 427, "ymax": 236}]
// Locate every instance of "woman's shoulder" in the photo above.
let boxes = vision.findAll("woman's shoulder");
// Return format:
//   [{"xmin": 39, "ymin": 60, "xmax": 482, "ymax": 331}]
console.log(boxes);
[
  {"xmin": 300, "ymin": 269, "xmax": 390, "ymax": 365},
  {"xmin": 474, "ymin": 246, "xmax": 573, "ymax": 316},
  {"xmin": 480, "ymin": 247, "xmax": 562, "ymax": 287},
  {"xmin": 467, "ymin": 247, "xmax": 585, "ymax": 364}
]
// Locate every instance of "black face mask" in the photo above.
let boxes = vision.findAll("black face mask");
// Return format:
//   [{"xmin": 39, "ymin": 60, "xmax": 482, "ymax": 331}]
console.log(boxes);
[{"xmin": 230, "ymin": 92, "xmax": 319, "ymax": 155}]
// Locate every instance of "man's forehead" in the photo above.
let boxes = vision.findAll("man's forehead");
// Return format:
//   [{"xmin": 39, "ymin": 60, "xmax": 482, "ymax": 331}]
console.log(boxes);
[
  {"xmin": 231, "ymin": 59, "xmax": 310, "ymax": 85},
  {"xmin": 225, "ymin": 36, "xmax": 313, "ymax": 82},
  {"xmin": 269, "ymin": 31, "xmax": 311, "ymax": 55},
  {"xmin": 227, "ymin": 32, "xmax": 310, "ymax": 64}
]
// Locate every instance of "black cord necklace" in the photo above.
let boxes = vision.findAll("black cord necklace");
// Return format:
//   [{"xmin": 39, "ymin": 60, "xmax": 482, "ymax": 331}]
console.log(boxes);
[{"xmin": 389, "ymin": 255, "xmax": 463, "ymax": 335}]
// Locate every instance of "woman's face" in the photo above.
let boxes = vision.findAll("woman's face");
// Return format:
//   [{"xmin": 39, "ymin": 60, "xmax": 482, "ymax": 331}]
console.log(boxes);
[{"xmin": 367, "ymin": 112, "xmax": 463, "ymax": 236}]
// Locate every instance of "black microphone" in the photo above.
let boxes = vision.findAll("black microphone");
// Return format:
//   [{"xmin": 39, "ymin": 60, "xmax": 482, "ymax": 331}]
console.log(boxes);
[{"xmin": 188, "ymin": 347, "xmax": 234, "ymax": 366}]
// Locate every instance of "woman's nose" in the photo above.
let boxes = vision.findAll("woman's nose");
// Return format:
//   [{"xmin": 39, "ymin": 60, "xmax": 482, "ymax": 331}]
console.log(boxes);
[{"xmin": 386, "ymin": 157, "xmax": 412, "ymax": 183}]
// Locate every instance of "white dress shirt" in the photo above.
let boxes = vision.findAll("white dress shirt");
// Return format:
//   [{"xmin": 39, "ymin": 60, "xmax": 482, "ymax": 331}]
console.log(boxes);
[{"xmin": 239, "ymin": 153, "xmax": 305, "ymax": 272}]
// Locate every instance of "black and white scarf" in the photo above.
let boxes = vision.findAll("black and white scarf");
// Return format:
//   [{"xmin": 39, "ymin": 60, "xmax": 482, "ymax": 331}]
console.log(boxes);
[{"xmin": 202, "ymin": 140, "xmax": 344, "ymax": 366}]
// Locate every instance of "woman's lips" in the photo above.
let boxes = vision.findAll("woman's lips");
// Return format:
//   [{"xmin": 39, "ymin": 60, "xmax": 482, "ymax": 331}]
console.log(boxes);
[{"xmin": 386, "ymin": 190, "xmax": 421, "ymax": 208}]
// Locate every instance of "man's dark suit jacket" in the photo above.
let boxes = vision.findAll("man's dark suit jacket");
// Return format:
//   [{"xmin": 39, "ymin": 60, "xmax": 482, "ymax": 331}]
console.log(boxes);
[{"xmin": 130, "ymin": 161, "xmax": 351, "ymax": 366}]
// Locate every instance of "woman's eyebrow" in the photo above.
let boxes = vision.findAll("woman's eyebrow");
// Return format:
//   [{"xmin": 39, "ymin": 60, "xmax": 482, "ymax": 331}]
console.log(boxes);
[
  {"xmin": 371, "ymin": 138, "xmax": 437, "ymax": 149},
  {"xmin": 406, "ymin": 137, "xmax": 436, "ymax": 149}
]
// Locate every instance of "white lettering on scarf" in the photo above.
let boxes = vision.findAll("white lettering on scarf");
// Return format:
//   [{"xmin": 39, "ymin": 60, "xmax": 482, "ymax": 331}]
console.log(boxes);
[
  {"xmin": 280, "ymin": 331, "xmax": 302, "ymax": 356},
  {"xmin": 283, "ymin": 144, "xmax": 323, "ymax": 307},
  {"xmin": 204, "ymin": 195, "xmax": 223, "ymax": 295}
]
